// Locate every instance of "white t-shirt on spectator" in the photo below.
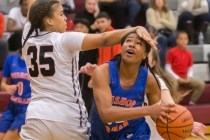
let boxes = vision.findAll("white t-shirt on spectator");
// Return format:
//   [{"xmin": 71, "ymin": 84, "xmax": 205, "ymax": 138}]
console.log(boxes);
[{"xmin": 8, "ymin": 7, "xmax": 26, "ymax": 29}]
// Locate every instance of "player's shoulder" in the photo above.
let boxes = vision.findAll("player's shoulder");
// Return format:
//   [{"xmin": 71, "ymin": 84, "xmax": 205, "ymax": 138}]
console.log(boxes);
[{"xmin": 7, "ymin": 54, "xmax": 18, "ymax": 60}]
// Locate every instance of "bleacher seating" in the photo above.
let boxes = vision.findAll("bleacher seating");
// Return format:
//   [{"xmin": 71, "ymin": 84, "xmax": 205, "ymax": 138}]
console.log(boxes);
[{"xmin": 187, "ymin": 44, "xmax": 210, "ymax": 82}]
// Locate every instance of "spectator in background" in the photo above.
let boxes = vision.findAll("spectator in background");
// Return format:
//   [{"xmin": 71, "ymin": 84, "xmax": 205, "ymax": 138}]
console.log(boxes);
[
  {"xmin": 76, "ymin": 0, "xmax": 100, "ymax": 32},
  {"xmin": 166, "ymin": 31, "xmax": 205, "ymax": 105},
  {"xmin": 177, "ymin": 0, "xmax": 210, "ymax": 44},
  {"xmin": 73, "ymin": 18, "xmax": 98, "ymax": 116},
  {"xmin": 146, "ymin": 0, "xmax": 176, "ymax": 47},
  {"xmin": 98, "ymin": 0, "xmax": 125, "ymax": 28},
  {"xmin": 123, "ymin": 0, "xmax": 149, "ymax": 28},
  {"xmin": 98, "ymin": 0, "xmax": 149, "ymax": 28},
  {"xmin": 95, "ymin": 12, "xmax": 121, "ymax": 65},
  {"xmin": 7, "ymin": 0, "xmax": 27, "ymax": 32},
  {"xmin": 0, "ymin": 12, "xmax": 8, "ymax": 70},
  {"xmin": 7, "ymin": 0, "xmax": 27, "ymax": 51}
]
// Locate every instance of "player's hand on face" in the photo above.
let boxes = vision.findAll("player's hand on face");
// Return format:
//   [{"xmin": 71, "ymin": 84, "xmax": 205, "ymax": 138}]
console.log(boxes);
[
  {"xmin": 149, "ymin": 103, "xmax": 176, "ymax": 124},
  {"xmin": 5, "ymin": 85, "xmax": 17, "ymax": 95},
  {"xmin": 191, "ymin": 122, "xmax": 207, "ymax": 140},
  {"xmin": 136, "ymin": 26, "xmax": 157, "ymax": 49},
  {"xmin": 79, "ymin": 62, "xmax": 98, "ymax": 76}
]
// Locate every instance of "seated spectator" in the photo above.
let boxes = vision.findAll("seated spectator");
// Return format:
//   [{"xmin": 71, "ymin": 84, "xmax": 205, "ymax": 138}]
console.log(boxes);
[
  {"xmin": 123, "ymin": 0, "xmax": 149, "ymax": 28},
  {"xmin": 7, "ymin": 0, "xmax": 27, "ymax": 32},
  {"xmin": 95, "ymin": 12, "xmax": 121, "ymax": 65},
  {"xmin": 98, "ymin": 0, "xmax": 125, "ymax": 28},
  {"xmin": 0, "ymin": 12, "xmax": 8, "ymax": 71},
  {"xmin": 99, "ymin": 0, "xmax": 149, "ymax": 28},
  {"xmin": 146, "ymin": 0, "xmax": 176, "ymax": 48},
  {"xmin": 7, "ymin": 0, "xmax": 28, "ymax": 51},
  {"xmin": 75, "ymin": 0, "xmax": 100, "ymax": 32},
  {"xmin": 177, "ymin": 0, "xmax": 210, "ymax": 44},
  {"xmin": 165, "ymin": 31, "xmax": 205, "ymax": 105},
  {"xmin": 73, "ymin": 18, "xmax": 98, "ymax": 116}
]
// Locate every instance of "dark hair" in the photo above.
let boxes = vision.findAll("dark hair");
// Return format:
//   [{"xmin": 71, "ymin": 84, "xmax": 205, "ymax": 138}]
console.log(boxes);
[
  {"xmin": 176, "ymin": 30, "xmax": 188, "ymax": 39},
  {"xmin": 150, "ymin": 48, "xmax": 185, "ymax": 103},
  {"xmin": 96, "ymin": 12, "xmax": 111, "ymax": 20},
  {"xmin": 8, "ymin": 31, "xmax": 23, "ymax": 51},
  {"xmin": 22, "ymin": 0, "xmax": 60, "ymax": 47},
  {"xmin": 73, "ymin": 18, "xmax": 91, "ymax": 28}
]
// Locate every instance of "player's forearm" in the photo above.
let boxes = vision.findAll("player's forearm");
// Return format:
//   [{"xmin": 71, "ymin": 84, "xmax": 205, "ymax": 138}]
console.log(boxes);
[
  {"xmin": 1, "ymin": 78, "xmax": 8, "ymax": 92},
  {"xmin": 98, "ymin": 106, "xmax": 150, "ymax": 123},
  {"xmin": 99, "ymin": 26, "xmax": 139, "ymax": 47},
  {"xmin": 82, "ymin": 26, "xmax": 139, "ymax": 51}
]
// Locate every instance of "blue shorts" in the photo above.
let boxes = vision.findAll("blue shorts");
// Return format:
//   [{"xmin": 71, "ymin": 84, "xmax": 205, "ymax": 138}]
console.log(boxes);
[{"xmin": 0, "ymin": 101, "xmax": 28, "ymax": 133}]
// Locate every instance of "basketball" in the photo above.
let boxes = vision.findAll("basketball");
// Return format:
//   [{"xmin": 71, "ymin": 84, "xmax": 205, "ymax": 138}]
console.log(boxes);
[{"xmin": 156, "ymin": 105, "xmax": 194, "ymax": 140}]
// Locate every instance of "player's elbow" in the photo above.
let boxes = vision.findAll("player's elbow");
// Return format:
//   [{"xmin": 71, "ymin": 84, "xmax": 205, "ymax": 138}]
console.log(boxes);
[
  {"xmin": 98, "ymin": 109, "xmax": 113, "ymax": 123},
  {"xmin": 99, "ymin": 32, "xmax": 112, "ymax": 47}
]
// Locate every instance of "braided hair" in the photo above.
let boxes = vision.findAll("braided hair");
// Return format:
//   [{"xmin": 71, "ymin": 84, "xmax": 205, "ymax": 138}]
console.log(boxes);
[{"xmin": 22, "ymin": 0, "xmax": 59, "ymax": 47}]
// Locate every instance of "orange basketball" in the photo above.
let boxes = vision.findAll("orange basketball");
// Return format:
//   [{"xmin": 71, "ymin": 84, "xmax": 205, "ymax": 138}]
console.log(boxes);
[{"xmin": 156, "ymin": 105, "xmax": 194, "ymax": 140}]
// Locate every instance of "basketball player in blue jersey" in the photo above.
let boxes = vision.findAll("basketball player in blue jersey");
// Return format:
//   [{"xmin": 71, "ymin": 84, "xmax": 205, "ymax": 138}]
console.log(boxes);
[
  {"xmin": 0, "ymin": 51, "xmax": 31, "ymax": 140},
  {"xmin": 81, "ymin": 47, "xmax": 207, "ymax": 140},
  {"xmin": 89, "ymin": 32, "xmax": 176, "ymax": 140},
  {"xmin": 20, "ymin": 0, "xmax": 158, "ymax": 140}
]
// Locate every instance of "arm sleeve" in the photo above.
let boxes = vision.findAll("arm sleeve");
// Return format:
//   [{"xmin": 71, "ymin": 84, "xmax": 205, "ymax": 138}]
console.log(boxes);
[
  {"xmin": 8, "ymin": 7, "xmax": 18, "ymax": 21},
  {"xmin": 187, "ymin": 66, "xmax": 193, "ymax": 77},
  {"xmin": 60, "ymin": 32, "xmax": 86, "ymax": 53},
  {"xmin": 2, "ymin": 56, "xmax": 12, "ymax": 77},
  {"xmin": 187, "ymin": 52, "xmax": 193, "ymax": 77},
  {"xmin": 165, "ymin": 64, "xmax": 180, "ymax": 79}
]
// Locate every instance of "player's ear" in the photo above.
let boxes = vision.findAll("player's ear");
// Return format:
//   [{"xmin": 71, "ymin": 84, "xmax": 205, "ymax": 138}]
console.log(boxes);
[{"xmin": 45, "ymin": 17, "xmax": 54, "ymax": 26}]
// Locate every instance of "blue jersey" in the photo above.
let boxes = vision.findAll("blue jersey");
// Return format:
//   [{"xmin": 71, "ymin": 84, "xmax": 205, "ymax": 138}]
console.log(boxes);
[
  {"xmin": 3, "ymin": 54, "xmax": 31, "ymax": 99},
  {"xmin": 105, "ymin": 60, "xmax": 150, "ymax": 140}
]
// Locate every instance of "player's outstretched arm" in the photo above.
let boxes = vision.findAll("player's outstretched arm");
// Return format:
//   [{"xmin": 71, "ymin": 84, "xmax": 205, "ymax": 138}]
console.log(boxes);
[{"xmin": 82, "ymin": 26, "xmax": 157, "ymax": 51}]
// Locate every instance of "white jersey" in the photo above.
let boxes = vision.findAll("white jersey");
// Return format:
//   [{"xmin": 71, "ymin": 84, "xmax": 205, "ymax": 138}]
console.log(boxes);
[
  {"xmin": 144, "ymin": 74, "xmax": 168, "ymax": 140},
  {"xmin": 22, "ymin": 22, "xmax": 88, "ymax": 127}
]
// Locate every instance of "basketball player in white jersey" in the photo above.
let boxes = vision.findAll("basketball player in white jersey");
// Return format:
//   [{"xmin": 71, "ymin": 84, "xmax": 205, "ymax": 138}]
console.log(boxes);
[{"xmin": 20, "ymin": 0, "xmax": 157, "ymax": 139}]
